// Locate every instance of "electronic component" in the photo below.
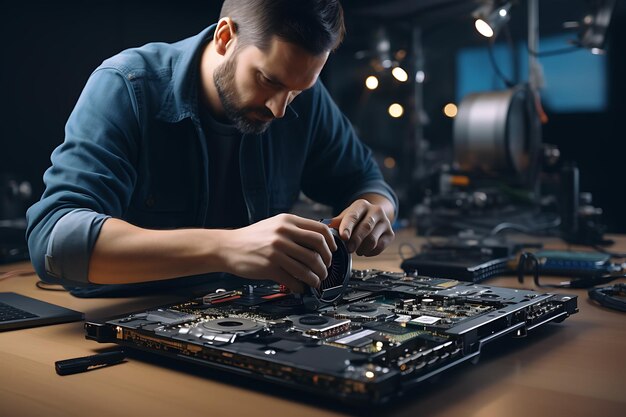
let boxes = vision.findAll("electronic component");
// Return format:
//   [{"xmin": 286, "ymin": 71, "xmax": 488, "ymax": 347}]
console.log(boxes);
[
  {"xmin": 55, "ymin": 350, "xmax": 126, "ymax": 376},
  {"xmin": 331, "ymin": 302, "xmax": 394, "ymax": 322},
  {"xmin": 517, "ymin": 251, "xmax": 625, "ymax": 288},
  {"xmin": 532, "ymin": 250, "xmax": 616, "ymax": 277},
  {"xmin": 199, "ymin": 317, "xmax": 264, "ymax": 334},
  {"xmin": 85, "ymin": 269, "xmax": 578, "ymax": 405},
  {"xmin": 202, "ymin": 290, "xmax": 241, "ymax": 305},
  {"xmin": 177, "ymin": 317, "xmax": 267, "ymax": 344},
  {"xmin": 118, "ymin": 309, "xmax": 198, "ymax": 325},
  {"xmin": 401, "ymin": 250, "xmax": 512, "ymax": 282},
  {"xmin": 288, "ymin": 314, "xmax": 351, "ymax": 338},
  {"xmin": 310, "ymin": 227, "xmax": 352, "ymax": 303}
]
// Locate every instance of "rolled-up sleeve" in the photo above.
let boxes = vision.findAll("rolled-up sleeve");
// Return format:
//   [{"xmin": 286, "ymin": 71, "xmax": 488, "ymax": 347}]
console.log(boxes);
[
  {"xmin": 26, "ymin": 68, "xmax": 140, "ymax": 286},
  {"xmin": 43, "ymin": 209, "xmax": 110, "ymax": 284}
]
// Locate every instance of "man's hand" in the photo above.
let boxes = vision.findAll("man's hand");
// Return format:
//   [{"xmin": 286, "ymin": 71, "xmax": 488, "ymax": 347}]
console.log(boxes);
[
  {"xmin": 222, "ymin": 214, "xmax": 338, "ymax": 293},
  {"xmin": 89, "ymin": 200, "xmax": 392, "ymax": 291},
  {"xmin": 329, "ymin": 197, "xmax": 395, "ymax": 256}
]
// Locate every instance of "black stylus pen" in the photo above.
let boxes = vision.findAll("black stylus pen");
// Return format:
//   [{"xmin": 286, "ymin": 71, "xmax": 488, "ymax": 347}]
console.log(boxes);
[{"xmin": 55, "ymin": 350, "xmax": 126, "ymax": 376}]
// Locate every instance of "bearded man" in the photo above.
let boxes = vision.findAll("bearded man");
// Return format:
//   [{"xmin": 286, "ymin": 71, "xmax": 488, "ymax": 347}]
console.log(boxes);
[{"xmin": 26, "ymin": 0, "xmax": 398, "ymax": 297}]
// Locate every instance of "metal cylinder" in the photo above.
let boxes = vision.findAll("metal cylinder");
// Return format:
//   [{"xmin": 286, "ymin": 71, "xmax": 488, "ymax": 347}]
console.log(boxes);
[{"xmin": 453, "ymin": 85, "xmax": 541, "ymax": 186}]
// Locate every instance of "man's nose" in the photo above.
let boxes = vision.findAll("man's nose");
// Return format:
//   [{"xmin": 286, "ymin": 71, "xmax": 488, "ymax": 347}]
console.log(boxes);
[{"xmin": 266, "ymin": 91, "xmax": 291, "ymax": 119}]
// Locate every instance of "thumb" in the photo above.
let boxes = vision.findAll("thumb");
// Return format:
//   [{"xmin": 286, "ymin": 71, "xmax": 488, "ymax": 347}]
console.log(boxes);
[{"xmin": 328, "ymin": 215, "xmax": 351, "ymax": 241}]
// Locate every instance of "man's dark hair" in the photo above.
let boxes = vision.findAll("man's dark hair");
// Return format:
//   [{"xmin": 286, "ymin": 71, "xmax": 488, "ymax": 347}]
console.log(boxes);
[{"xmin": 219, "ymin": 0, "xmax": 345, "ymax": 55}]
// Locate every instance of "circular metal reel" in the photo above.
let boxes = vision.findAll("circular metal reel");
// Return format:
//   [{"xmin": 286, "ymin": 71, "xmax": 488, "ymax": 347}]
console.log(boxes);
[{"xmin": 453, "ymin": 85, "xmax": 541, "ymax": 187}]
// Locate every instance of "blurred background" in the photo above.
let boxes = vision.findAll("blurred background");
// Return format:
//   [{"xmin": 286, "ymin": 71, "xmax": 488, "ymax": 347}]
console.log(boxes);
[{"xmin": 1, "ymin": 0, "xmax": 624, "ymax": 258}]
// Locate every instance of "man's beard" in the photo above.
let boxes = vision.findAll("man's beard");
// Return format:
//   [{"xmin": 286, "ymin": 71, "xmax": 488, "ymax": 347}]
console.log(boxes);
[{"xmin": 213, "ymin": 54, "xmax": 274, "ymax": 135}]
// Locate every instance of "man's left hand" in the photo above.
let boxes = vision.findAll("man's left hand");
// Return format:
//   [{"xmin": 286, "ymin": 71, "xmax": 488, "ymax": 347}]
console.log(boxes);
[{"xmin": 329, "ymin": 198, "xmax": 395, "ymax": 256}]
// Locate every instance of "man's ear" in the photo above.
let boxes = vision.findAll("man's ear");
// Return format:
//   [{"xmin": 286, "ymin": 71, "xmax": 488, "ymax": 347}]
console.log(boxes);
[{"xmin": 214, "ymin": 17, "xmax": 237, "ymax": 56}]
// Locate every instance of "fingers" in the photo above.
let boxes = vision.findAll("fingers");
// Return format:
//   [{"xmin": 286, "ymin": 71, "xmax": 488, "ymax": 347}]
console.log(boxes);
[
  {"xmin": 276, "ymin": 215, "xmax": 336, "ymax": 265},
  {"xmin": 273, "ymin": 247, "xmax": 326, "ymax": 288},
  {"xmin": 289, "ymin": 215, "xmax": 338, "ymax": 253},
  {"xmin": 271, "ymin": 216, "xmax": 335, "ymax": 288},
  {"xmin": 338, "ymin": 200, "xmax": 377, "ymax": 252},
  {"xmin": 337, "ymin": 200, "xmax": 394, "ymax": 255},
  {"xmin": 295, "ymin": 229, "xmax": 334, "ymax": 268},
  {"xmin": 229, "ymin": 214, "xmax": 341, "ymax": 293},
  {"xmin": 356, "ymin": 223, "xmax": 395, "ymax": 256}
]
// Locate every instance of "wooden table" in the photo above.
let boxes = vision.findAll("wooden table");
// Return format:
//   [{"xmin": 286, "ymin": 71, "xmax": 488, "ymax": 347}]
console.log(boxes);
[{"xmin": 1, "ymin": 229, "xmax": 624, "ymax": 417}]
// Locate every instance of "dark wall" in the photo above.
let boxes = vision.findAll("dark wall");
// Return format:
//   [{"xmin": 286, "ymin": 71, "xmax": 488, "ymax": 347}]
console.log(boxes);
[
  {"xmin": 2, "ymin": 0, "xmax": 624, "ymax": 231},
  {"xmin": 0, "ymin": 0, "xmax": 221, "ymax": 207}
]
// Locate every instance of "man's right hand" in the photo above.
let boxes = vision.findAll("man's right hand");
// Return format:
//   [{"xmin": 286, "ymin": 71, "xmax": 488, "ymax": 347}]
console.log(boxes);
[{"xmin": 221, "ymin": 214, "xmax": 338, "ymax": 293}]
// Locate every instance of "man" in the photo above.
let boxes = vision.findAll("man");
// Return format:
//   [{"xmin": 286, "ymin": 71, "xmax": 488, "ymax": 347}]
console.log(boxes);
[{"xmin": 26, "ymin": 0, "xmax": 398, "ymax": 296}]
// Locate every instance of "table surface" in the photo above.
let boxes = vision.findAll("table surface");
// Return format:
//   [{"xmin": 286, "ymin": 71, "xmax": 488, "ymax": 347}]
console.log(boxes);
[{"xmin": 1, "ymin": 229, "xmax": 625, "ymax": 417}]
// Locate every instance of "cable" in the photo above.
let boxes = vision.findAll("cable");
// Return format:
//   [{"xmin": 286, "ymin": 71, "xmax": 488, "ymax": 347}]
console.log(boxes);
[
  {"xmin": 0, "ymin": 269, "xmax": 34, "ymax": 282},
  {"xmin": 517, "ymin": 252, "xmax": 540, "ymax": 286},
  {"xmin": 36, "ymin": 281, "xmax": 68, "ymax": 291},
  {"xmin": 516, "ymin": 251, "xmax": 625, "ymax": 289},
  {"xmin": 0, "ymin": 269, "xmax": 68, "ymax": 291},
  {"xmin": 422, "ymin": 208, "xmax": 561, "ymax": 239},
  {"xmin": 487, "ymin": 38, "xmax": 515, "ymax": 88},
  {"xmin": 491, "ymin": 222, "xmax": 532, "ymax": 235},
  {"xmin": 489, "ymin": 215, "xmax": 561, "ymax": 236},
  {"xmin": 588, "ymin": 284, "xmax": 626, "ymax": 312},
  {"xmin": 502, "ymin": 22, "xmax": 520, "ymax": 85}
]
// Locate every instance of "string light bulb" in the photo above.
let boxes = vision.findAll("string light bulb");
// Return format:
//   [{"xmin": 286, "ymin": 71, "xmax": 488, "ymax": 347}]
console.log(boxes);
[
  {"xmin": 391, "ymin": 67, "xmax": 408, "ymax": 82},
  {"xmin": 443, "ymin": 103, "xmax": 458, "ymax": 118},
  {"xmin": 365, "ymin": 76, "xmax": 379, "ymax": 90},
  {"xmin": 388, "ymin": 103, "xmax": 404, "ymax": 118}
]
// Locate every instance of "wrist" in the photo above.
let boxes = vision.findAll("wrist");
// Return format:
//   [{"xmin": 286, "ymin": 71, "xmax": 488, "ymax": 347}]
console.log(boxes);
[{"xmin": 208, "ymin": 228, "xmax": 238, "ymax": 275}]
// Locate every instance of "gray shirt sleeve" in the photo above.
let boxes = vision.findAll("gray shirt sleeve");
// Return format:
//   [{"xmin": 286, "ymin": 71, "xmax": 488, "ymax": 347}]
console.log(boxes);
[{"xmin": 44, "ymin": 209, "xmax": 111, "ymax": 284}]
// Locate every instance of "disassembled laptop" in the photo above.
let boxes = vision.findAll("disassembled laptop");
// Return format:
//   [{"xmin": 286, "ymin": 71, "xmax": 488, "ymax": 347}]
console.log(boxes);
[{"xmin": 86, "ymin": 232, "xmax": 578, "ymax": 404}]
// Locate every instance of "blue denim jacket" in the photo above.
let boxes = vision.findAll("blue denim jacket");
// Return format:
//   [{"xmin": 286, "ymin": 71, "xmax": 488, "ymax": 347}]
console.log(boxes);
[{"xmin": 26, "ymin": 25, "xmax": 398, "ymax": 293}]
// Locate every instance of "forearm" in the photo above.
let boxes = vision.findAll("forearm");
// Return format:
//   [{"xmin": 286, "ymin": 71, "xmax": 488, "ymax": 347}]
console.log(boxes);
[
  {"xmin": 89, "ymin": 214, "xmax": 339, "ymax": 293},
  {"xmin": 88, "ymin": 218, "xmax": 229, "ymax": 284}
]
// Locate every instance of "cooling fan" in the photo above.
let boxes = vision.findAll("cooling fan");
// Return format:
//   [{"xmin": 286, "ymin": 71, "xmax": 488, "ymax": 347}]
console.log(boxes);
[{"xmin": 310, "ymin": 226, "xmax": 352, "ymax": 304}]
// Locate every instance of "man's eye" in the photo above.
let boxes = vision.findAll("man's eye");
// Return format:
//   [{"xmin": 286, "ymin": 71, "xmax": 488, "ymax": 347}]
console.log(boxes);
[{"xmin": 260, "ymin": 74, "xmax": 276, "ymax": 86}]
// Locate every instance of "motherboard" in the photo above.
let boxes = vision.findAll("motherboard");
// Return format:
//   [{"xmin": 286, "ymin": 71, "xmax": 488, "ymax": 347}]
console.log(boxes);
[{"xmin": 85, "ymin": 269, "xmax": 578, "ymax": 404}]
